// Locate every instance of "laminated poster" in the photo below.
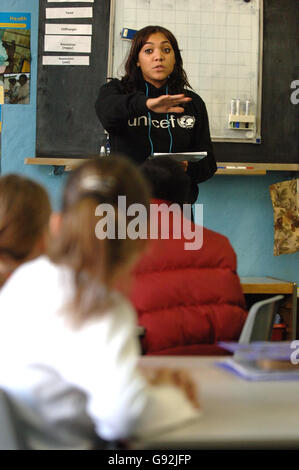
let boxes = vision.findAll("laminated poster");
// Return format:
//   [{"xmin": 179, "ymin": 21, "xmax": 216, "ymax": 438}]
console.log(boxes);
[{"xmin": 0, "ymin": 13, "xmax": 31, "ymax": 105}]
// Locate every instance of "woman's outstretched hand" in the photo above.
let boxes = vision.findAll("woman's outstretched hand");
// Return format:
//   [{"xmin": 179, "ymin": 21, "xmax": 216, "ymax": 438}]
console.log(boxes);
[{"xmin": 146, "ymin": 94, "xmax": 192, "ymax": 114}]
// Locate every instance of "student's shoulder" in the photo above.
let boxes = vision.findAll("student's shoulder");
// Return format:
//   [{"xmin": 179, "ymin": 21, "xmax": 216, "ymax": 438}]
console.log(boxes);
[
  {"xmin": 0, "ymin": 257, "xmax": 67, "ymax": 315},
  {"xmin": 80, "ymin": 292, "xmax": 137, "ymax": 346},
  {"xmin": 202, "ymin": 226, "xmax": 236, "ymax": 254},
  {"xmin": 196, "ymin": 227, "xmax": 237, "ymax": 270},
  {"xmin": 18, "ymin": 255, "xmax": 58, "ymax": 276},
  {"xmin": 1, "ymin": 256, "xmax": 61, "ymax": 293},
  {"xmin": 110, "ymin": 291, "xmax": 137, "ymax": 323}
]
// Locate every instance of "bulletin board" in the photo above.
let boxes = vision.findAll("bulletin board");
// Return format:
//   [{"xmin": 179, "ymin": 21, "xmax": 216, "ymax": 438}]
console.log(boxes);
[
  {"xmin": 109, "ymin": 0, "xmax": 262, "ymax": 143},
  {"xmin": 36, "ymin": 0, "xmax": 111, "ymax": 158}
]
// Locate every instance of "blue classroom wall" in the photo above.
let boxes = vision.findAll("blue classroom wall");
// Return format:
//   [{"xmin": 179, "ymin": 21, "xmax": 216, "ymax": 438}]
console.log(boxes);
[
  {"xmin": 0, "ymin": 0, "xmax": 68, "ymax": 211},
  {"xmin": 0, "ymin": 1, "xmax": 298, "ymax": 285},
  {"xmin": 197, "ymin": 174, "xmax": 299, "ymax": 284}
]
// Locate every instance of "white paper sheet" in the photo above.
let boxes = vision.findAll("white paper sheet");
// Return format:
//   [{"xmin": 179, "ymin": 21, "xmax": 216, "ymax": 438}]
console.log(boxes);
[
  {"xmin": 44, "ymin": 35, "xmax": 92, "ymax": 53},
  {"xmin": 45, "ymin": 24, "xmax": 92, "ymax": 35},
  {"xmin": 42, "ymin": 56, "xmax": 90, "ymax": 66},
  {"xmin": 46, "ymin": 7, "xmax": 93, "ymax": 19}
]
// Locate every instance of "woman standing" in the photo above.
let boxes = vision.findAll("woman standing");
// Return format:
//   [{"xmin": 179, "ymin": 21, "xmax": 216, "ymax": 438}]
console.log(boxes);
[{"xmin": 95, "ymin": 25, "xmax": 216, "ymax": 204}]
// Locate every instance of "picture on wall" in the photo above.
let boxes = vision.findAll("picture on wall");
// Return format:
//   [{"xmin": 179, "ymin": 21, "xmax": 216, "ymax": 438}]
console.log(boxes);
[{"xmin": 0, "ymin": 12, "xmax": 31, "ymax": 104}]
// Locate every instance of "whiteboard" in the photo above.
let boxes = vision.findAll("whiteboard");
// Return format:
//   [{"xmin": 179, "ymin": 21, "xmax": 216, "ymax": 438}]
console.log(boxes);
[{"xmin": 109, "ymin": 0, "xmax": 262, "ymax": 143}]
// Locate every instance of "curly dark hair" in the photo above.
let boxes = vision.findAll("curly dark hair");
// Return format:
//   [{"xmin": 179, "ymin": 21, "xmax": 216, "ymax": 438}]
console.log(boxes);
[
  {"xmin": 121, "ymin": 25, "xmax": 192, "ymax": 94},
  {"xmin": 141, "ymin": 156, "xmax": 190, "ymax": 206}
]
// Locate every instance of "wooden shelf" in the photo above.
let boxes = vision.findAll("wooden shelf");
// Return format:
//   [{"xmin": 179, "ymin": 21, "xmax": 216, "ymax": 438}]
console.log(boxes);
[
  {"xmin": 25, "ymin": 158, "xmax": 299, "ymax": 175},
  {"xmin": 217, "ymin": 162, "xmax": 299, "ymax": 171},
  {"xmin": 25, "ymin": 157, "xmax": 87, "ymax": 171},
  {"xmin": 216, "ymin": 169, "xmax": 266, "ymax": 175},
  {"xmin": 241, "ymin": 277, "xmax": 295, "ymax": 294},
  {"xmin": 216, "ymin": 162, "xmax": 299, "ymax": 175}
]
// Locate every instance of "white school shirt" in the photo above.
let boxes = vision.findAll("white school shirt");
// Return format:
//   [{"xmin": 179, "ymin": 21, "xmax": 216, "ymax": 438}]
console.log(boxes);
[{"xmin": 0, "ymin": 256, "xmax": 197, "ymax": 449}]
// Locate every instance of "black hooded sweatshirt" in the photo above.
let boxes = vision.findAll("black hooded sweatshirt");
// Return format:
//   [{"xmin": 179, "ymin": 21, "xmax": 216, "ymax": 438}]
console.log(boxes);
[{"xmin": 95, "ymin": 79, "xmax": 216, "ymax": 203}]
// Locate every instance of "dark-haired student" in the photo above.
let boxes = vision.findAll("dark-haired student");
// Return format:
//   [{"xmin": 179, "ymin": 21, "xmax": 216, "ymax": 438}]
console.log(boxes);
[
  {"xmin": 95, "ymin": 25, "xmax": 216, "ymax": 204},
  {"xmin": 130, "ymin": 157, "xmax": 247, "ymax": 356}
]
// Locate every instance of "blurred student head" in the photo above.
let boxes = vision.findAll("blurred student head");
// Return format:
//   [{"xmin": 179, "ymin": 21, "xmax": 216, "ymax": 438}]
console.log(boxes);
[
  {"xmin": 48, "ymin": 155, "xmax": 151, "ymax": 326},
  {"xmin": 141, "ymin": 156, "xmax": 190, "ymax": 206},
  {"xmin": 0, "ymin": 174, "xmax": 51, "ymax": 287}
]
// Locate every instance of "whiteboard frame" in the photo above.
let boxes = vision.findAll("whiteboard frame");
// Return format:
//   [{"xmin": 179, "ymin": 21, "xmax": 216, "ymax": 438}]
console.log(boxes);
[
  {"xmin": 107, "ymin": 0, "xmax": 263, "ymax": 144},
  {"xmin": 213, "ymin": 0, "xmax": 263, "ymax": 144},
  {"xmin": 107, "ymin": 0, "xmax": 115, "ymax": 79}
]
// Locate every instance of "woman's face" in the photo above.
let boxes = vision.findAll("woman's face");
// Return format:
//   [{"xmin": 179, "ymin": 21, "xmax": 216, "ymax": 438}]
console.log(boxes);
[{"xmin": 137, "ymin": 32, "xmax": 176, "ymax": 88}]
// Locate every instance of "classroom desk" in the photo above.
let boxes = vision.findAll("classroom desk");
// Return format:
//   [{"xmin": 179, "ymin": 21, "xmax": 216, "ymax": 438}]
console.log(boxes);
[
  {"xmin": 240, "ymin": 277, "xmax": 298, "ymax": 340},
  {"xmin": 132, "ymin": 356, "xmax": 299, "ymax": 450}
]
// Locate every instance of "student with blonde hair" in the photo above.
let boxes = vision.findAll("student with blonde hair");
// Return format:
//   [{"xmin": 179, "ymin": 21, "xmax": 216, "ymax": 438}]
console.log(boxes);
[
  {"xmin": 0, "ymin": 156, "xmax": 199, "ymax": 450},
  {"xmin": 0, "ymin": 174, "xmax": 51, "ymax": 287}
]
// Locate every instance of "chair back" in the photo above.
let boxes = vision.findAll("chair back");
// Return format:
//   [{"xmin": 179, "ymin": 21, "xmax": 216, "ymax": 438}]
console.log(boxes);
[
  {"xmin": 0, "ymin": 389, "xmax": 24, "ymax": 450},
  {"xmin": 239, "ymin": 295, "xmax": 284, "ymax": 344}
]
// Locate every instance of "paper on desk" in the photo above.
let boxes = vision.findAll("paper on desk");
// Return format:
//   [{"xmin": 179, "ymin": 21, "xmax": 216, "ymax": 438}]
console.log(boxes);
[
  {"xmin": 218, "ymin": 341, "xmax": 295, "ymax": 361},
  {"xmin": 217, "ymin": 358, "xmax": 299, "ymax": 381},
  {"xmin": 216, "ymin": 341, "xmax": 299, "ymax": 381}
]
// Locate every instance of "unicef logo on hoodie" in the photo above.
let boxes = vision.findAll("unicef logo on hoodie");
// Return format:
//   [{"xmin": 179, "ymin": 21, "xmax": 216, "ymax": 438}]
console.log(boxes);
[
  {"xmin": 177, "ymin": 115, "xmax": 196, "ymax": 129},
  {"xmin": 128, "ymin": 114, "xmax": 196, "ymax": 129}
]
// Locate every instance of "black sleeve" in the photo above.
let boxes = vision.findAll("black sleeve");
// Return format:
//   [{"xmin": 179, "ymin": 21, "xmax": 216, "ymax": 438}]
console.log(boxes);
[
  {"xmin": 186, "ymin": 93, "xmax": 217, "ymax": 184},
  {"xmin": 95, "ymin": 79, "xmax": 149, "ymax": 132}
]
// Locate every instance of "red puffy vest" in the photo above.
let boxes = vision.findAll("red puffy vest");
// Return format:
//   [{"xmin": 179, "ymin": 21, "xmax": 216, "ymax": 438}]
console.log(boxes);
[{"xmin": 130, "ymin": 200, "xmax": 247, "ymax": 355}]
